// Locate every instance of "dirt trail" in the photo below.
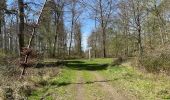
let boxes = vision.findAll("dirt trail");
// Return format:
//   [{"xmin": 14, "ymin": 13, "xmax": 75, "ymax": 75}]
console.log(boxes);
[
  {"xmin": 76, "ymin": 71, "xmax": 85, "ymax": 100},
  {"xmin": 92, "ymin": 71, "xmax": 129, "ymax": 100}
]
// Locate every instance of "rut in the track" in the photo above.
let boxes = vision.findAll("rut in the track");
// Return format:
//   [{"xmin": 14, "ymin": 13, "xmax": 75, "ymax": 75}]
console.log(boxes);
[
  {"xmin": 92, "ymin": 71, "xmax": 129, "ymax": 100},
  {"xmin": 76, "ymin": 71, "xmax": 85, "ymax": 100}
]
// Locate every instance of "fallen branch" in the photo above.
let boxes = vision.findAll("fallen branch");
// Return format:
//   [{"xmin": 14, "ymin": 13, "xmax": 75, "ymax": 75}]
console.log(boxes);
[
  {"xmin": 20, "ymin": 0, "xmax": 47, "ymax": 79},
  {"xmin": 20, "ymin": 27, "xmax": 35, "ymax": 78}
]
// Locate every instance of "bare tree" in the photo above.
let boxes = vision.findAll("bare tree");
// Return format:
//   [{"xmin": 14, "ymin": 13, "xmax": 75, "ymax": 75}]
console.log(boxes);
[
  {"xmin": 86, "ymin": 0, "xmax": 114, "ymax": 57},
  {"xmin": 130, "ymin": 0, "xmax": 147, "ymax": 57},
  {"xmin": 52, "ymin": 0, "xmax": 65, "ymax": 57},
  {"xmin": 68, "ymin": 0, "xmax": 76, "ymax": 56},
  {"xmin": 68, "ymin": 0, "xmax": 83, "ymax": 57}
]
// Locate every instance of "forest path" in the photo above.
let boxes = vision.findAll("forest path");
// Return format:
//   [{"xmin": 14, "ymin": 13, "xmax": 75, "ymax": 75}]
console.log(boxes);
[
  {"xmin": 28, "ymin": 58, "xmax": 170, "ymax": 100},
  {"xmin": 28, "ymin": 58, "xmax": 137, "ymax": 100},
  {"xmin": 76, "ymin": 71, "xmax": 84, "ymax": 100},
  {"xmin": 64, "ymin": 58, "xmax": 132, "ymax": 100}
]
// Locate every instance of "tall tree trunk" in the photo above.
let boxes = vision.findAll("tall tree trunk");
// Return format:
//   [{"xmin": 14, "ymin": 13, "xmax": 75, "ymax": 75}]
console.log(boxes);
[
  {"xmin": 0, "ymin": 16, "xmax": 1, "ymax": 35},
  {"xmin": 137, "ymin": 14, "xmax": 143, "ymax": 57},
  {"xmin": 18, "ymin": 0, "xmax": 25, "ymax": 55},
  {"xmin": 102, "ymin": 27, "xmax": 106, "ymax": 58},
  {"xmin": 99, "ymin": 0, "xmax": 107, "ymax": 58},
  {"xmin": 52, "ymin": 13, "xmax": 58, "ymax": 57},
  {"xmin": 0, "ymin": 13, "xmax": 3, "ymax": 49},
  {"xmin": 0, "ymin": 0, "xmax": 5, "ymax": 35},
  {"xmin": 68, "ymin": 13, "xmax": 75, "ymax": 56},
  {"xmin": 3, "ymin": 19, "xmax": 7, "ymax": 53}
]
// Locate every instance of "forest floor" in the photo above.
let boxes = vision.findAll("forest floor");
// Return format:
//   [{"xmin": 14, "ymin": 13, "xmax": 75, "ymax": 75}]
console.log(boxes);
[{"xmin": 28, "ymin": 58, "xmax": 170, "ymax": 100}]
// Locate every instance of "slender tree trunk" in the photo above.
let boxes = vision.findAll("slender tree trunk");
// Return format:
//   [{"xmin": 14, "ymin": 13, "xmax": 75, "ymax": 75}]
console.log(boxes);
[
  {"xmin": 68, "ymin": 14, "xmax": 74, "ymax": 56},
  {"xmin": 0, "ymin": 1, "xmax": 5, "ymax": 50},
  {"xmin": 0, "ymin": 16, "xmax": 1, "ymax": 35},
  {"xmin": 99, "ymin": 0, "xmax": 106, "ymax": 58},
  {"xmin": 0, "ymin": 20, "xmax": 1, "ymax": 49},
  {"xmin": 137, "ymin": 14, "xmax": 143, "ymax": 57},
  {"xmin": 3, "ymin": 20, "xmax": 7, "ymax": 53},
  {"xmin": 124, "ymin": 27, "xmax": 129, "ymax": 56},
  {"xmin": 0, "ymin": 1, "xmax": 3, "ymax": 35},
  {"xmin": 52, "ymin": 11, "xmax": 58, "ymax": 57},
  {"xmin": 102, "ymin": 27, "xmax": 106, "ymax": 58},
  {"xmin": 2, "ymin": 25, "xmax": 5, "ymax": 52},
  {"xmin": 68, "ymin": 0, "xmax": 76, "ymax": 56}
]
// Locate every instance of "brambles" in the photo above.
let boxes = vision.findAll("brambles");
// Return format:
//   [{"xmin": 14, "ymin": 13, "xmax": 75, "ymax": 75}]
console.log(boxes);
[
  {"xmin": 112, "ymin": 56, "xmax": 127, "ymax": 66},
  {"xmin": 21, "ymin": 47, "xmax": 32, "ymax": 56},
  {"xmin": 139, "ymin": 46, "xmax": 170, "ymax": 74},
  {"xmin": 18, "ymin": 84, "xmax": 33, "ymax": 97},
  {"xmin": 19, "ymin": 47, "xmax": 40, "ymax": 67},
  {"xmin": 0, "ymin": 87, "xmax": 14, "ymax": 100}
]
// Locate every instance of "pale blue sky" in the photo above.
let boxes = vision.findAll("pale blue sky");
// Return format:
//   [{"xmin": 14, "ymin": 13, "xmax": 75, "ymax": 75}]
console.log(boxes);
[{"xmin": 82, "ymin": 19, "xmax": 96, "ymax": 51}]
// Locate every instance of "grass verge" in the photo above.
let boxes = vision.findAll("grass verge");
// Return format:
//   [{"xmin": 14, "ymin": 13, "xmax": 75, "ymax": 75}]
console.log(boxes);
[
  {"xmin": 99, "ymin": 64, "xmax": 170, "ymax": 100},
  {"xmin": 28, "ymin": 68, "xmax": 77, "ymax": 100}
]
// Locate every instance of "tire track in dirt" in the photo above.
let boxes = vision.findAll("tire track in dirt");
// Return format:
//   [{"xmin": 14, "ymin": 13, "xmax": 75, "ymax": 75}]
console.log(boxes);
[
  {"xmin": 92, "ymin": 71, "xmax": 129, "ymax": 100},
  {"xmin": 76, "ymin": 71, "xmax": 85, "ymax": 100}
]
